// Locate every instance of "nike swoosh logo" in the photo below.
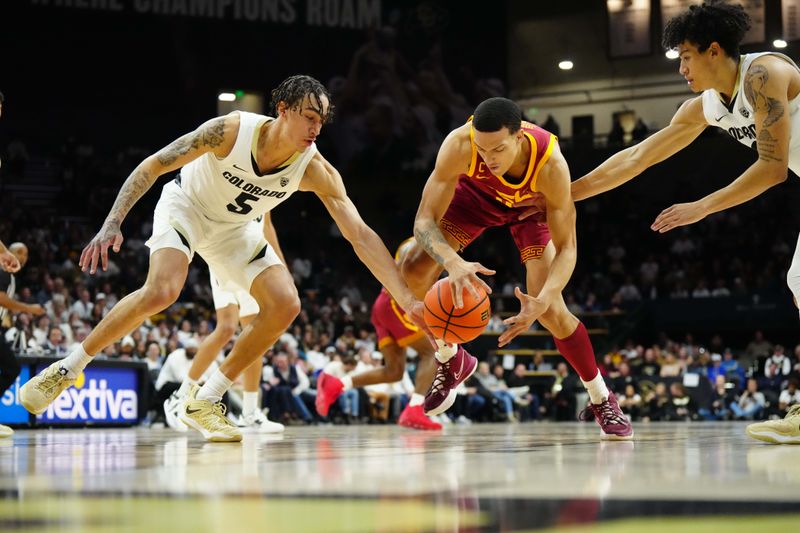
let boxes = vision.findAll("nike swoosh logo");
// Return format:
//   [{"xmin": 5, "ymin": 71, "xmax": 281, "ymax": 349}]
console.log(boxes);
[
  {"xmin": 185, "ymin": 407, "xmax": 203, "ymax": 415},
  {"xmin": 715, "ymin": 115, "xmax": 726, "ymax": 122},
  {"xmin": 232, "ymin": 164, "xmax": 247, "ymax": 172}
]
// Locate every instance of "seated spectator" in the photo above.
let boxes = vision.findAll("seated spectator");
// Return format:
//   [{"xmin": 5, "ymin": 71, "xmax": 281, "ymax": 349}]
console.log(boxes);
[
  {"xmin": 660, "ymin": 352, "xmax": 683, "ymax": 377},
  {"xmin": 644, "ymin": 382, "xmax": 670, "ymax": 421},
  {"xmin": 721, "ymin": 348, "xmax": 746, "ymax": 387},
  {"xmin": 778, "ymin": 379, "xmax": 800, "ymax": 415},
  {"xmin": 706, "ymin": 353, "xmax": 726, "ymax": 385},
  {"xmin": 618, "ymin": 384, "xmax": 643, "ymax": 420},
  {"xmin": 764, "ymin": 345, "xmax": 792, "ymax": 380},
  {"xmin": 665, "ymin": 382, "xmax": 696, "ymax": 421},
  {"xmin": 464, "ymin": 369, "xmax": 504, "ymax": 422},
  {"xmin": 639, "ymin": 348, "xmax": 661, "ymax": 377},
  {"xmin": 43, "ymin": 326, "xmax": 68, "ymax": 356},
  {"xmin": 730, "ymin": 378, "xmax": 766, "ymax": 420},
  {"xmin": 506, "ymin": 363, "xmax": 541, "ymax": 421},
  {"xmin": 144, "ymin": 341, "xmax": 163, "ymax": 373},
  {"xmin": 265, "ymin": 352, "xmax": 312, "ymax": 424},
  {"xmin": 700, "ymin": 375, "xmax": 734, "ymax": 420}
]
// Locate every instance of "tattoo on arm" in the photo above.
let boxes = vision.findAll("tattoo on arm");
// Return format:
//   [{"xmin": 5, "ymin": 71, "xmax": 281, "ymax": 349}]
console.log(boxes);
[
  {"xmin": 414, "ymin": 222, "xmax": 448, "ymax": 265},
  {"xmin": 156, "ymin": 117, "xmax": 226, "ymax": 166},
  {"xmin": 744, "ymin": 65, "xmax": 786, "ymax": 129},
  {"xmin": 745, "ymin": 64, "xmax": 787, "ymax": 163},
  {"xmin": 106, "ymin": 168, "xmax": 152, "ymax": 226},
  {"xmin": 757, "ymin": 129, "xmax": 782, "ymax": 163}
]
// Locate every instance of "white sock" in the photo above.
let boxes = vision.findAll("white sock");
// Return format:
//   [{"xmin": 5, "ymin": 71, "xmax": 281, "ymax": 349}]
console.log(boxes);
[
  {"xmin": 177, "ymin": 378, "xmax": 197, "ymax": 398},
  {"xmin": 242, "ymin": 391, "xmax": 259, "ymax": 417},
  {"xmin": 434, "ymin": 340, "xmax": 457, "ymax": 364},
  {"xmin": 409, "ymin": 393, "xmax": 424, "ymax": 407},
  {"xmin": 582, "ymin": 370, "xmax": 610, "ymax": 404},
  {"xmin": 341, "ymin": 375, "xmax": 353, "ymax": 391},
  {"xmin": 60, "ymin": 344, "xmax": 93, "ymax": 378},
  {"xmin": 196, "ymin": 370, "xmax": 233, "ymax": 403}
]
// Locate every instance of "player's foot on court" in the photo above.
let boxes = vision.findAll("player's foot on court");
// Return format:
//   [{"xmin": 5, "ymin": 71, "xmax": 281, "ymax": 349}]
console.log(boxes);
[
  {"xmin": 0, "ymin": 424, "xmax": 13, "ymax": 438},
  {"xmin": 180, "ymin": 385, "xmax": 242, "ymax": 443},
  {"xmin": 20, "ymin": 362, "xmax": 77, "ymax": 415},
  {"xmin": 578, "ymin": 392, "xmax": 634, "ymax": 441},
  {"xmin": 238, "ymin": 410, "xmax": 285, "ymax": 434},
  {"xmin": 746, "ymin": 405, "xmax": 800, "ymax": 444},
  {"xmin": 164, "ymin": 391, "xmax": 188, "ymax": 432},
  {"xmin": 398, "ymin": 404, "xmax": 442, "ymax": 430},
  {"xmin": 424, "ymin": 345, "xmax": 478, "ymax": 416},
  {"xmin": 315, "ymin": 372, "xmax": 344, "ymax": 417}
]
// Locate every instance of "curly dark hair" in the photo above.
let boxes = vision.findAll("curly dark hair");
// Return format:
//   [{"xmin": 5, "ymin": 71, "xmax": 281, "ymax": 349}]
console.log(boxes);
[
  {"xmin": 269, "ymin": 74, "xmax": 334, "ymax": 123},
  {"xmin": 662, "ymin": 0, "xmax": 751, "ymax": 59}
]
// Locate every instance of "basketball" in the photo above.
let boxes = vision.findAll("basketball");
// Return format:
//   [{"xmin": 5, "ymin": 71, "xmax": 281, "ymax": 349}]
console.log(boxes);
[{"xmin": 423, "ymin": 277, "xmax": 491, "ymax": 343}]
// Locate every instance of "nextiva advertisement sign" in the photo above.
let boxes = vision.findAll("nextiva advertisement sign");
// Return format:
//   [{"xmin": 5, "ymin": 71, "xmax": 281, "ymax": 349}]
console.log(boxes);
[
  {"xmin": 0, "ymin": 365, "xmax": 31, "ymax": 424},
  {"xmin": 36, "ymin": 365, "xmax": 139, "ymax": 424}
]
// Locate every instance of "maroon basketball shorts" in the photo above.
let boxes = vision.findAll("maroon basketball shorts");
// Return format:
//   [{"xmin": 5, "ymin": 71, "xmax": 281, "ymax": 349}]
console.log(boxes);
[{"xmin": 440, "ymin": 181, "xmax": 551, "ymax": 262}]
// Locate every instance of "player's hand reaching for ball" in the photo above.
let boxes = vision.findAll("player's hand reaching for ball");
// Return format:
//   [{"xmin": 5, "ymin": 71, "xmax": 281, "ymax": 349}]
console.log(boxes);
[
  {"xmin": 0, "ymin": 251, "xmax": 20, "ymax": 273},
  {"xmin": 498, "ymin": 287, "xmax": 549, "ymax": 347},
  {"xmin": 80, "ymin": 220, "xmax": 125, "ymax": 275},
  {"xmin": 651, "ymin": 201, "xmax": 707, "ymax": 233},
  {"xmin": 443, "ymin": 257, "xmax": 495, "ymax": 308}
]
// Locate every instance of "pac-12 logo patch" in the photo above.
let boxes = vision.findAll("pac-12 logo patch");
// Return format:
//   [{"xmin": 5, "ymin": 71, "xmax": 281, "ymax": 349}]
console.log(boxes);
[{"xmin": 280, "ymin": 177, "xmax": 289, "ymax": 187}]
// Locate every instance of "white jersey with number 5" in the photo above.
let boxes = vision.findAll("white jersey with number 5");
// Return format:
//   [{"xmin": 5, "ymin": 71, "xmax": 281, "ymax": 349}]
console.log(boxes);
[
  {"xmin": 701, "ymin": 52, "xmax": 800, "ymax": 174},
  {"xmin": 180, "ymin": 111, "xmax": 317, "ymax": 223}
]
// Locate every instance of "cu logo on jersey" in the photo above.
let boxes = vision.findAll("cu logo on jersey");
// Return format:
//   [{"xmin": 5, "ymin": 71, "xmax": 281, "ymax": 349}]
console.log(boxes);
[
  {"xmin": 739, "ymin": 107, "xmax": 750, "ymax": 118},
  {"xmin": 280, "ymin": 176, "xmax": 289, "ymax": 187}
]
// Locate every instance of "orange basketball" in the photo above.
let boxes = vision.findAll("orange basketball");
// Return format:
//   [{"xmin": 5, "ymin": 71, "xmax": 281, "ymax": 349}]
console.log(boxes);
[{"xmin": 423, "ymin": 277, "xmax": 491, "ymax": 344}]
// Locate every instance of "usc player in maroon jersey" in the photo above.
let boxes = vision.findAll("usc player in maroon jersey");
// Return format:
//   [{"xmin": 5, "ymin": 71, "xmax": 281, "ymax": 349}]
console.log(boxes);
[{"xmin": 402, "ymin": 97, "xmax": 632, "ymax": 439}]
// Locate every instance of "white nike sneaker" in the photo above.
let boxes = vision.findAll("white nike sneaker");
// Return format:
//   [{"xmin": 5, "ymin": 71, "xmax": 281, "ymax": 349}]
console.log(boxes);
[
  {"xmin": 238, "ymin": 410, "xmax": 285, "ymax": 434},
  {"xmin": 164, "ymin": 391, "xmax": 188, "ymax": 432}
]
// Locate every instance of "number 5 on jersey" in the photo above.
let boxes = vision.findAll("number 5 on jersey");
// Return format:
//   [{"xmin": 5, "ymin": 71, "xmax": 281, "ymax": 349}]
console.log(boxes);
[{"xmin": 227, "ymin": 192, "xmax": 259, "ymax": 215}]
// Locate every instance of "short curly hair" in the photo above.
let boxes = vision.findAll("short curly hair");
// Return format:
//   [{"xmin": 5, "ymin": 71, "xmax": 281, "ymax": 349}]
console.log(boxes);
[
  {"xmin": 662, "ymin": 0, "xmax": 751, "ymax": 59},
  {"xmin": 269, "ymin": 74, "xmax": 334, "ymax": 123}
]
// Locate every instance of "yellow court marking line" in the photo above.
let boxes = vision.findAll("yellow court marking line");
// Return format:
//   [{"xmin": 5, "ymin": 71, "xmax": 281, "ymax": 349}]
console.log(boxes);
[
  {"xmin": 0, "ymin": 496, "xmax": 486, "ymax": 533},
  {"xmin": 530, "ymin": 514, "xmax": 800, "ymax": 533}
]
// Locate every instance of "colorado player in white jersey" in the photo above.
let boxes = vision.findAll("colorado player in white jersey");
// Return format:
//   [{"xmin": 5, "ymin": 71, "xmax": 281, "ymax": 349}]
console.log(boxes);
[
  {"xmin": 543, "ymin": 2, "xmax": 800, "ymax": 444},
  {"xmin": 163, "ymin": 213, "xmax": 285, "ymax": 434},
  {"xmin": 20, "ymin": 75, "xmax": 427, "ymax": 442}
]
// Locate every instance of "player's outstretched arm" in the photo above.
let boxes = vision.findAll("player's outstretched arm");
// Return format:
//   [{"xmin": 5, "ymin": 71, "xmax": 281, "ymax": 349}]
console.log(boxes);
[
  {"xmin": 652, "ymin": 57, "xmax": 793, "ymax": 233},
  {"xmin": 301, "ymin": 153, "xmax": 424, "ymax": 324},
  {"xmin": 413, "ymin": 133, "xmax": 495, "ymax": 308},
  {"xmin": 499, "ymin": 146, "xmax": 575, "ymax": 347},
  {"xmin": 572, "ymin": 97, "xmax": 707, "ymax": 202},
  {"xmin": 80, "ymin": 114, "xmax": 240, "ymax": 274},
  {"xmin": 262, "ymin": 212, "xmax": 287, "ymax": 265}
]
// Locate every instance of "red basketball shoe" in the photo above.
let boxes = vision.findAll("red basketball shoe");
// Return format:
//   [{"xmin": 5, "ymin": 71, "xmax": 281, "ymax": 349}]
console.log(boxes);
[
  {"xmin": 579, "ymin": 392, "xmax": 634, "ymax": 440},
  {"xmin": 315, "ymin": 373, "xmax": 344, "ymax": 417},
  {"xmin": 423, "ymin": 345, "xmax": 478, "ymax": 416},
  {"xmin": 398, "ymin": 403, "xmax": 443, "ymax": 430}
]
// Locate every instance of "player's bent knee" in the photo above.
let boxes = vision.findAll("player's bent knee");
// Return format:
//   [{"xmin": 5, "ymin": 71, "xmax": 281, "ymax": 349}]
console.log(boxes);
[
  {"xmin": 140, "ymin": 284, "xmax": 182, "ymax": 312},
  {"xmin": 265, "ymin": 292, "xmax": 300, "ymax": 328},
  {"xmin": 385, "ymin": 363, "xmax": 405, "ymax": 382},
  {"xmin": 217, "ymin": 322, "xmax": 238, "ymax": 339}
]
